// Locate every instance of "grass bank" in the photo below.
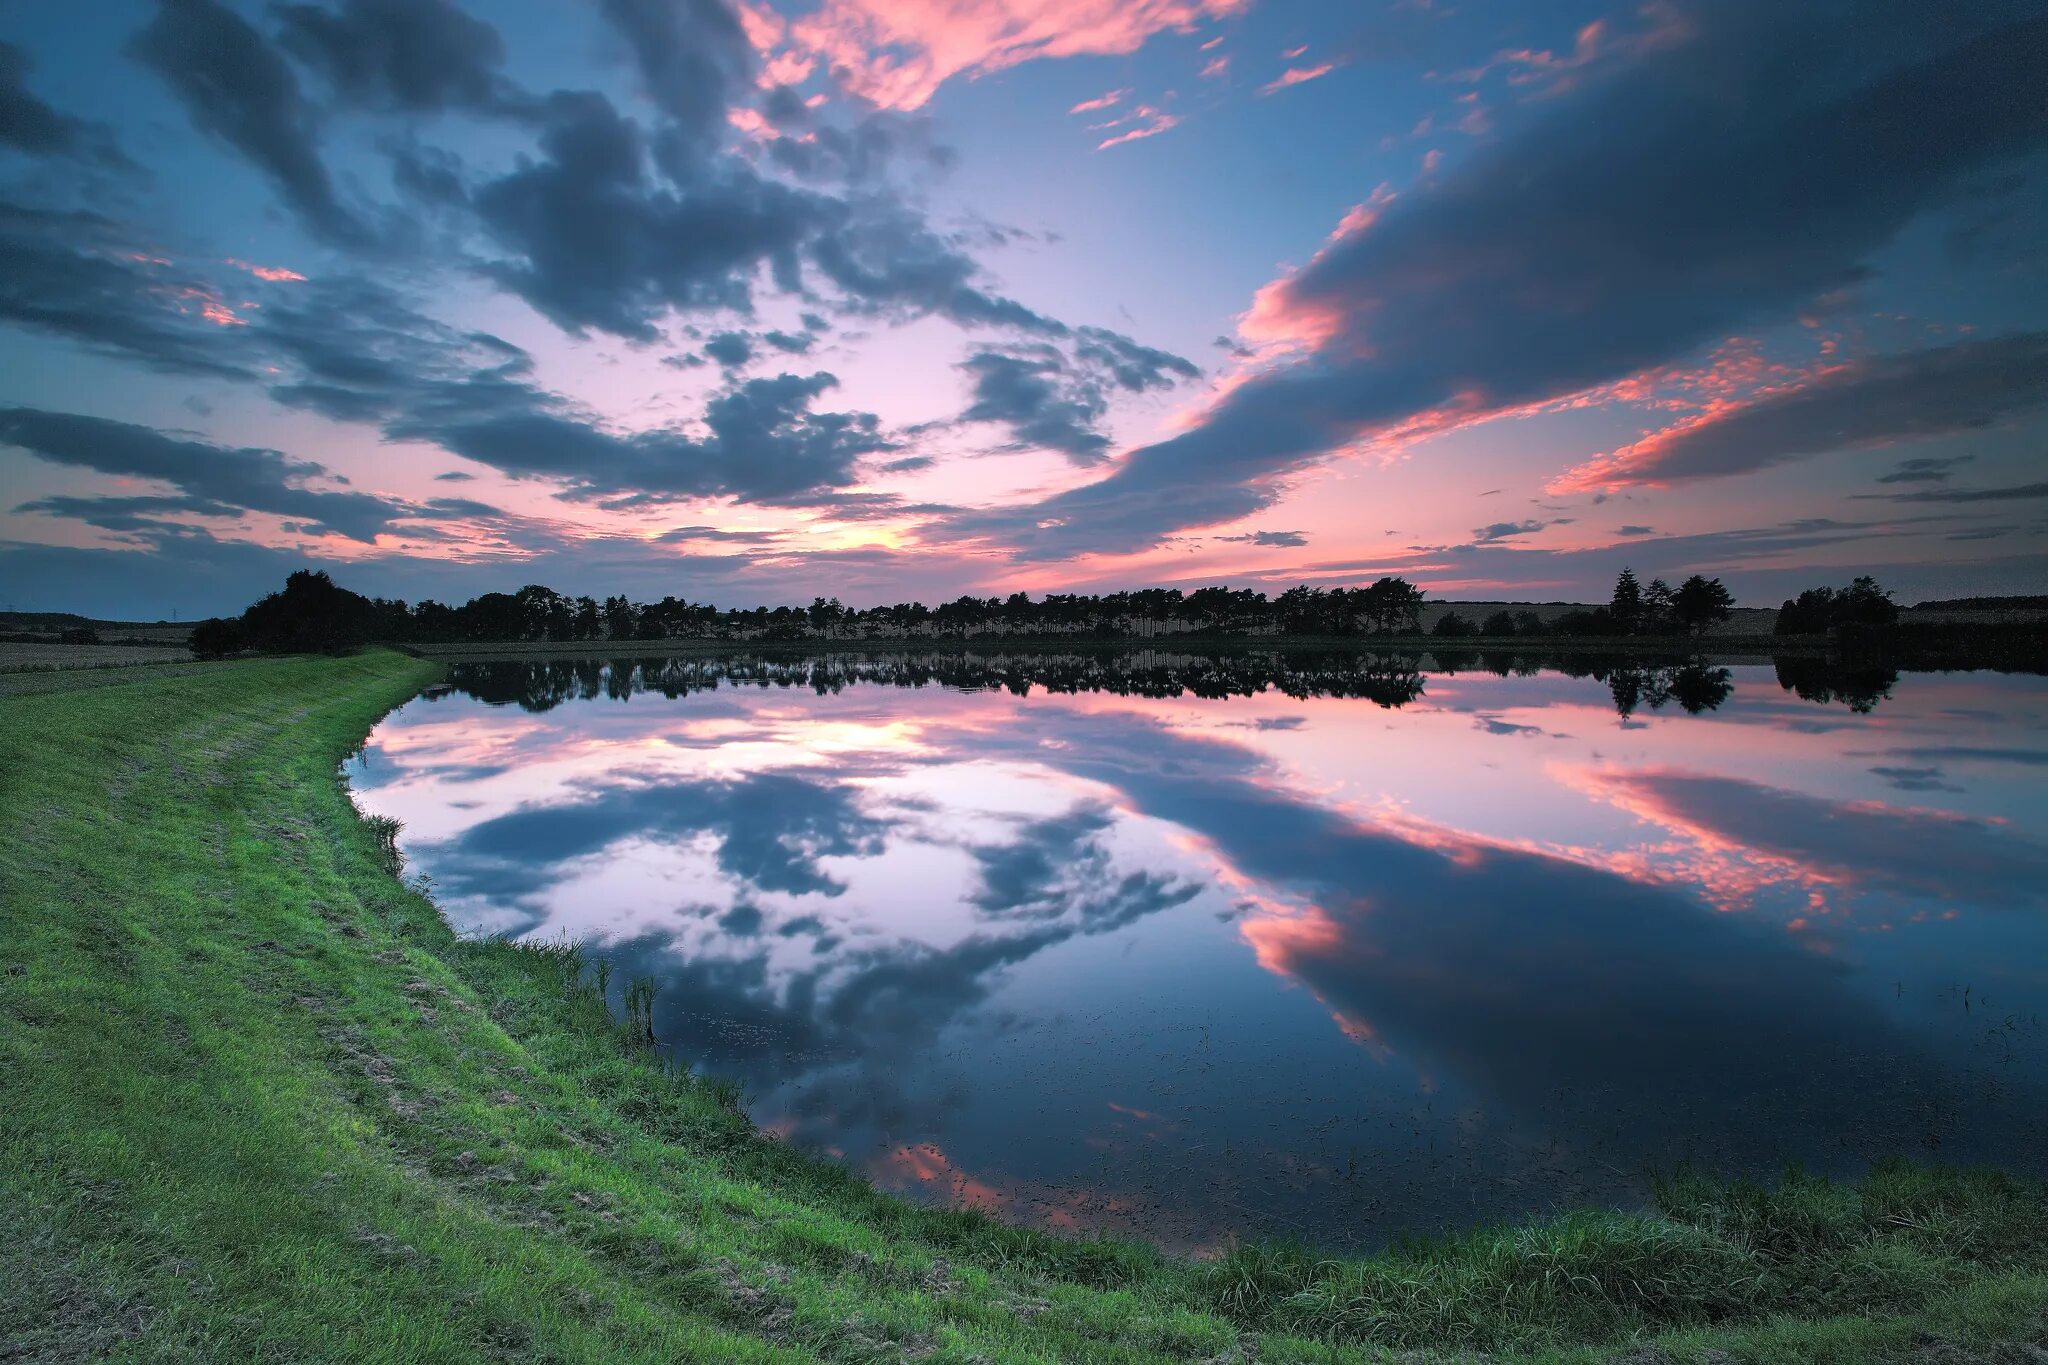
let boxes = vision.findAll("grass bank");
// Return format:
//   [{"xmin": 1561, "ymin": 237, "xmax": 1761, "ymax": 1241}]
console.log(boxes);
[{"xmin": 2, "ymin": 652, "xmax": 2043, "ymax": 1363}]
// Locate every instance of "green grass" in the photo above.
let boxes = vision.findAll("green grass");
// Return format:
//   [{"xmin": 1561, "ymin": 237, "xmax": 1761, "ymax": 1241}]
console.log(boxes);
[{"xmin": 2, "ymin": 651, "xmax": 2043, "ymax": 1363}]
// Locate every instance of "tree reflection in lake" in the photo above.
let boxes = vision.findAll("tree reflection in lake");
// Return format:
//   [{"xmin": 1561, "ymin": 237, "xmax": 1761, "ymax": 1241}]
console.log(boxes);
[
  {"xmin": 440, "ymin": 647, "xmax": 1898, "ymax": 720},
  {"xmin": 351, "ymin": 652, "xmax": 2048, "ymax": 1250}
]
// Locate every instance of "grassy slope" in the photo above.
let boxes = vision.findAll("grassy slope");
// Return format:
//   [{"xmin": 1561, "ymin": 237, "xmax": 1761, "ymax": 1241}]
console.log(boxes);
[{"xmin": 1, "ymin": 652, "xmax": 2043, "ymax": 1364}]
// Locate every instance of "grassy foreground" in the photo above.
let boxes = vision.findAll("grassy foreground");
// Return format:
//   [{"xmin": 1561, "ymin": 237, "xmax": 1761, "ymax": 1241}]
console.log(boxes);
[{"xmin": 2, "ymin": 653, "xmax": 2044, "ymax": 1364}]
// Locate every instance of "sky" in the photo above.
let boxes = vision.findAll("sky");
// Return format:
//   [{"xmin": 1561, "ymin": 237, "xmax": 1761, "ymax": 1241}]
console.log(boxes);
[{"xmin": 2, "ymin": 0, "xmax": 2046, "ymax": 619}]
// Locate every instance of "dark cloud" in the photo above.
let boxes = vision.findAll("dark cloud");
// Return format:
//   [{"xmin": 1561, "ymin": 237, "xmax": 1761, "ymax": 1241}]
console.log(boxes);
[
  {"xmin": 957, "ymin": 329, "xmax": 1197, "ymax": 464},
  {"xmin": 962, "ymin": 3, "xmax": 2048, "ymax": 556},
  {"xmin": 1878, "ymin": 455, "xmax": 1976, "ymax": 484},
  {"xmin": 0, "ymin": 206, "xmax": 258, "ymax": 380},
  {"xmin": 128, "ymin": 0, "xmax": 371, "ymax": 247},
  {"xmin": 808, "ymin": 206, "xmax": 1066, "ymax": 335},
  {"xmin": 454, "ymin": 82, "xmax": 1060, "ymax": 344},
  {"xmin": 763, "ymin": 106, "xmax": 954, "ymax": 186},
  {"xmin": 470, "ymin": 89, "xmax": 828, "ymax": 338},
  {"xmin": 1573, "ymin": 332, "xmax": 2048, "ymax": 488},
  {"xmin": 1856, "ymin": 480, "xmax": 2048, "ymax": 505},
  {"xmin": 1472, "ymin": 519, "xmax": 1547, "ymax": 544},
  {"xmin": 762, "ymin": 328, "xmax": 814, "ymax": 354},
  {"xmin": 1867, "ymin": 765, "xmax": 1965, "ymax": 793},
  {"xmin": 0, "ymin": 406, "xmax": 404, "ymax": 541},
  {"xmin": 0, "ymin": 227, "xmax": 895, "ymax": 509},
  {"xmin": 1617, "ymin": 524, "xmax": 1654, "ymax": 536},
  {"xmin": 0, "ymin": 39, "xmax": 124, "ymax": 162},
  {"xmin": 11, "ymin": 493, "xmax": 242, "ymax": 533},
  {"xmin": 959, "ymin": 347, "xmax": 1110, "ymax": 463},
  {"xmin": 393, "ymin": 369, "xmax": 894, "ymax": 504},
  {"xmin": 275, "ymin": 0, "xmax": 514, "ymax": 113},
  {"xmin": 703, "ymin": 330, "xmax": 753, "ymax": 367},
  {"xmin": 653, "ymin": 524, "xmax": 784, "ymax": 544},
  {"xmin": 1072, "ymin": 326, "xmax": 1200, "ymax": 393},
  {"xmin": 1217, "ymin": 530, "xmax": 1308, "ymax": 547},
  {"xmin": 596, "ymin": 0, "xmax": 751, "ymax": 154}
]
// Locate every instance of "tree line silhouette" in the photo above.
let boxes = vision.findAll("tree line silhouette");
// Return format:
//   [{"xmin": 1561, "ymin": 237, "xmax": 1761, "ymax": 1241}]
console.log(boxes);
[{"xmin": 193, "ymin": 568, "xmax": 1766, "ymax": 659}]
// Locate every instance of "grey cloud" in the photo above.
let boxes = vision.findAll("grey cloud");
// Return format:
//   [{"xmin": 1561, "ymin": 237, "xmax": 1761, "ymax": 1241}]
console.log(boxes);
[
  {"xmin": 394, "ymin": 370, "xmax": 895, "ymax": 504},
  {"xmin": 471, "ymin": 89, "xmax": 828, "ymax": 339},
  {"xmin": 597, "ymin": 0, "xmax": 752, "ymax": 155},
  {"xmin": 960, "ymin": 347, "xmax": 1110, "ymax": 463},
  {"xmin": 1856, "ymin": 481, "xmax": 2048, "ymax": 504},
  {"xmin": 0, "ymin": 407, "xmax": 404, "ymax": 541},
  {"xmin": 957, "ymin": 328, "xmax": 1198, "ymax": 464},
  {"xmin": 12, "ymin": 493, "xmax": 242, "ymax": 534},
  {"xmin": 703, "ymin": 331, "xmax": 753, "ymax": 367},
  {"xmin": 0, "ymin": 39, "xmax": 126, "ymax": 163},
  {"xmin": 0, "ymin": 206, "xmax": 259, "ymax": 381},
  {"xmin": 275, "ymin": 0, "xmax": 514, "ymax": 113},
  {"xmin": 129, "ymin": 0, "xmax": 371, "ymax": 247},
  {"xmin": 1588, "ymin": 332, "xmax": 2048, "ymax": 487},
  {"xmin": 1218, "ymin": 530, "xmax": 1308, "ymax": 547},
  {"xmin": 1878, "ymin": 455, "xmax": 1975, "ymax": 484}
]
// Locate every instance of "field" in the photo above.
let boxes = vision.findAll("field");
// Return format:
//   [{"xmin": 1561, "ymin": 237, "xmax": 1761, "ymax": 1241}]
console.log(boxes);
[{"xmin": 2, "ymin": 653, "xmax": 2045, "ymax": 1362}]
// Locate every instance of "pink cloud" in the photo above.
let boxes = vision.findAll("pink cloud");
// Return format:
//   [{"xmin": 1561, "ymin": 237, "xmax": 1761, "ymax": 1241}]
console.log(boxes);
[
  {"xmin": 769, "ymin": 0, "xmax": 1250, "ymax": 110},
  {"xmin": 1096, "ymin": 106, "xmax": 1182, "ymax": 150},
  {"xmin": 1069, "ymin": 87, "xmax": 1130, "ymax": 114},
  {"xmin": 1200, "ymin": 55, "xmax": 1229, "ymax": 78},
  {"xmin": 225, "ymin": 258, "xmax": 305, "ymax": 283},
  {"xmin": 1260, "ymin": 60, "xmax": 1338, "ymax": 95}
]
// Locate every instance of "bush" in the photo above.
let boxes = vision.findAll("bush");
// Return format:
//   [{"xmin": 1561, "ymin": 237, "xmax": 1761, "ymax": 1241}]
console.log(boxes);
[
  {"xmin": 1552, "ymin": 607, "xmax": 1623, "ymax": 636},
  {"xmin": 1433, "ymin": 611, "xmax": 1476, "ymax": 638},
  {"xmin": 1481, "ymin": 611, "xmax": 1519, "ymax": 636},
  {"xmin": 1776, "ymin": 576, "xmax": 1898, "ymax": 634},
  {"xmin": 239, "ymin": 570, "xmax": 378, "ymax": 654},
  {"xmin": 189, "ymin": 617, "xmax": 246, "ymax": 660}
]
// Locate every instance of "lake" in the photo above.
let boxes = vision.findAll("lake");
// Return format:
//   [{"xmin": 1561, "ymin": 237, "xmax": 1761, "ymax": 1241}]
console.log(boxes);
[{"xmin": 348, "ymin": 649, "xmax": 2048, "ymax": 1252}]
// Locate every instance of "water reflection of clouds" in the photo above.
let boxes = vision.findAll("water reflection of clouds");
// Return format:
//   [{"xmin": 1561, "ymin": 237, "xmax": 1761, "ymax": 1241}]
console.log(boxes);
[
  {"xmin": 351, "ymin": 662, "xmax": 2048, "ymax": 1245},
  {"xmin": 1580, "ymin": 768, "xmax": 2048, "ymax": 912}
]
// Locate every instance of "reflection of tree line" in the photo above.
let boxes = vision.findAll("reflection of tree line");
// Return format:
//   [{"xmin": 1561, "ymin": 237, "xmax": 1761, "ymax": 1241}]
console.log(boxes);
[
  {"xmin": 443, "ymin": 649, "xmax": 1900, "ymax": 718},
  {"xmin": 446, "ymin": 650, "xmax": 1430, "ymax": 711}
]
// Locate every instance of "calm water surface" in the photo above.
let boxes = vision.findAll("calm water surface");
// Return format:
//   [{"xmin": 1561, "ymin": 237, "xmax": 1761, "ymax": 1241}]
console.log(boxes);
[{"xmin": 349, "ymin": 651, "xmax": 2048, "ymax": 1250}]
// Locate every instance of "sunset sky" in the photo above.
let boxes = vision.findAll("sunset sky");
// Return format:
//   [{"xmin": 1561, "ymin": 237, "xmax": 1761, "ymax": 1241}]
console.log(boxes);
[{"xmin": 2, "ymin": 0, "xmax": 2045, "ymax": 618}]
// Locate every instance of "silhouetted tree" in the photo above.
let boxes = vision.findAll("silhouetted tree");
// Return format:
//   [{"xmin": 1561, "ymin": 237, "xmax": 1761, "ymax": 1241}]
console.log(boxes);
[
  {"xmin": 1641, "ymin": 578, "xmax": 1676, "ymax": 633},
  {"xmin": 1673, "ymin": 575, "xmax": 1735, "ymax": 635},
  {"xmin": 1610, "ymin": 568, "xmax": 1644, "ymax": 632},
  {"xmin": 1481, "ymin": 610, "xmax": 1519, "ymax": 636}
]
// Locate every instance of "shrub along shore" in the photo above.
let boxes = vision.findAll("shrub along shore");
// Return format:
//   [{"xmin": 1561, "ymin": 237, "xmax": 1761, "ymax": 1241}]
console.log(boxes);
[{"xmin": 3, "ymin": 652, "xmax": 2044, "ymax": 1363}]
